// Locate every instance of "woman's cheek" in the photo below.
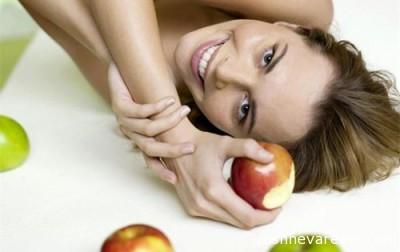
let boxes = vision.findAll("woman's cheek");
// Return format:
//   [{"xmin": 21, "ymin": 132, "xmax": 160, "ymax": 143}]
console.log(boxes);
[{"xmin": 202, "ymin": 102, "xmax": 233, "ymax": 132}]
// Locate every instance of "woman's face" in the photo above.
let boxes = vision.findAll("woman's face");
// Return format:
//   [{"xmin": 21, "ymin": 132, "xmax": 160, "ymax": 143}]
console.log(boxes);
[{"xmin": 174, "ymin": 20, "xmax": 334, "ymax": 146}]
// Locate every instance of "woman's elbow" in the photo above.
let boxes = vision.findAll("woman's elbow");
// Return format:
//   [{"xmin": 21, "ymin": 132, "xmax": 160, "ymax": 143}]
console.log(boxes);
[{"xmin": 308, "ymin": 0, "xmax": 334, "ymax": 31}]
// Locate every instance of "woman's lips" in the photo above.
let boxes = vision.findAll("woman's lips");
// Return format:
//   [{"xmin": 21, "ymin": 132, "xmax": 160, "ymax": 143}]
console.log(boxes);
[{"xmin": 191, "ymin": 38, "xmax": 227, "ymax": 91}]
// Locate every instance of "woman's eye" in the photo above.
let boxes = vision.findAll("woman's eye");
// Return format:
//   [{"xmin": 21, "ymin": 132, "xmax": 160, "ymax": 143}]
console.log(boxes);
[
  {"xmin": 238, "ymin": 95, "xmax": 250, "ymax": 122},
  {"xmin": 261, "ymin": 48, "xmax": 274, "ymax": 67}
]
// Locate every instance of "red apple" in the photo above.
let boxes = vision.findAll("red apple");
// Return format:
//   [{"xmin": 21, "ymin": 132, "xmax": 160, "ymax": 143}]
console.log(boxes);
[
  {"xmin": 101, "ymin": 224, "xmax": 173, "ymax": 252},
  {"xmin": 230, "ymin": 142, "xmax": 295, "ymax": 210}
]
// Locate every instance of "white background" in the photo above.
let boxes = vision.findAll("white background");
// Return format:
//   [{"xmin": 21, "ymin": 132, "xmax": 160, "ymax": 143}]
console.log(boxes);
[{"xmin": 1, "ymin": 1, "xmax": 399, "ymax": 251}]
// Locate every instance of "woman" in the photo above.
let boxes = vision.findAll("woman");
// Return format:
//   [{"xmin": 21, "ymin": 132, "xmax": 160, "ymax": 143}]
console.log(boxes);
[{"xmin": 20, "ymin": 0, "xmax": 400, "ymax": 229}]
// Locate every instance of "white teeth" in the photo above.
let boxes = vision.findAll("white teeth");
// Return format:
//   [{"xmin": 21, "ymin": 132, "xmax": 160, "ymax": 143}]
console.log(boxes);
[
  {"xmin": 198, "ymin": 44, "xmax": 222, "ymax": 79},
  {"xmin": 202, "ymin": 51, "xmax": 212, "ymax": 61},
  {"xmin": 200, "ymin": 60, "xmax": 207, "ymax": 68}
]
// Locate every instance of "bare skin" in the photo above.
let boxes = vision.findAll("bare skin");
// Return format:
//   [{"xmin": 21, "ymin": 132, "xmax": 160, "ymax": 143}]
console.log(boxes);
[
  {"xmin": 20, "ymin": 0, "xmax": 333, "ymax": 229},
  {"xmin": 173, "ymin": 19, "xmax": 335, "ymax": 146},
  {"xmin": 88, "ymin": 2, "xmax": 335, "ymax": 147}
]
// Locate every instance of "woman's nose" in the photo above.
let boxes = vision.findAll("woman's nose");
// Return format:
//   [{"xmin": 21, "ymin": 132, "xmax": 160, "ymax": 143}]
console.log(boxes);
[{"xmin": 215, "ymin": 57, "xmax": 255, "ymax": 89}]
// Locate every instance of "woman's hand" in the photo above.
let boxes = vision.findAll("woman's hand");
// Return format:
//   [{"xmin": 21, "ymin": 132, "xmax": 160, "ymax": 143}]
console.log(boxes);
[
  {"xmin": 108, "ymin": 63, "xmax": 194, "ymax": 183},
  {"xmin": 163, "ymin": 130, "xmax": 281, "ymax": 229},
  {"xmin": 109, "ymin": 63, "xmax": 281, "ymax": 229}
]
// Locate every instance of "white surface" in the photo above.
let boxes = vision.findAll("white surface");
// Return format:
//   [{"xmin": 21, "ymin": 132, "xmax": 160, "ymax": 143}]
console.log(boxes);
[
  {"xmin": 1, "ymin": 1, "xmax": 399, "ymax": 251},
  {"xmin": 0, "ymin": 2, "xmax": 37, "ymax": 40}
]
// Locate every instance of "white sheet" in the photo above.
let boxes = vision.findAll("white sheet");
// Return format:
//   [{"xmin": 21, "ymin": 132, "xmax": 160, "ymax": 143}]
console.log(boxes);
[{"xmin": 1, "ymin": 1, "xmax": 399, "ymax": 251}]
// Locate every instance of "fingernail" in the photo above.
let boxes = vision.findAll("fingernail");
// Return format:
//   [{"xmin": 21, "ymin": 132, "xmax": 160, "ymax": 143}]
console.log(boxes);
[
  {"xmin": 180, "ymin": 106, "xmax": 191, "ymax": 117},
  {"xmin": 166, "ymin": 98, "xmax": 175, "ymax": 106},
  {"xmin": 258, "ymin": 150, "xmax": 273, "ymax": 160}
]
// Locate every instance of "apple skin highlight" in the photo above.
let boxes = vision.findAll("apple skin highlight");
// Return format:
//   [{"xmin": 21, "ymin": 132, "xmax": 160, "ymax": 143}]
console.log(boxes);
[
  {"xmin": 101, "ymin": 224, "xmax": 173, "ymax": 252},
  {"xmin": 230, "ymin": 142, "xmax": 295, "ymax": 210}
]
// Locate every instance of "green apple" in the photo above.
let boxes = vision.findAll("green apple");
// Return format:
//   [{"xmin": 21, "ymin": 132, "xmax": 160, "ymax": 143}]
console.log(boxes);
[
  {"xmin": 0, "ymin": 115, "xmax": 29, "ymax": 172},
  {"xmin": 269, "ymin": 243, "xmax": 303, "ymax": 252},
  {"xmin": 269, "ymin": 234, "xmax": 341, "ymax": 252}
]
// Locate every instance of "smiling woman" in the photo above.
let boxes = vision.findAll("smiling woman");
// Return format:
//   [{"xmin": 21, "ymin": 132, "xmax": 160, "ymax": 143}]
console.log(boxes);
[
  {"xmin": 175, "ymin": 20, "xmax": 335, "ymax": 144},
  {"xmin": 181, "ymin": 22, "xmax": 400, "ymax": 192},
  {"xmin": 19, "ymin": 0, "xmax": 400, "ymax": 228}
]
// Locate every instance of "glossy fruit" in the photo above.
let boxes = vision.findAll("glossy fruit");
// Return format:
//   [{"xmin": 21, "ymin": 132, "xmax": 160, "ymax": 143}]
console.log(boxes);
[
  {"xmin": 0, "ymin": 115, "xmax": 29, "ymax": 172},
  {"xmin": 230, "ymin": 142, "xmax": 295, "ymax": 210},
  {"xmin": 269, "ymin": 234, "xmax": 342, "ymax": 252},
  {"xmin": 101, "ymin": 224, "xmax": 173, "ymax": 252}
]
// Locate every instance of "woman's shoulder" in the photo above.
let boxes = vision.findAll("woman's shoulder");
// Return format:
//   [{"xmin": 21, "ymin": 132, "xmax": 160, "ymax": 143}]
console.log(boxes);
[{"xmin": 170, "ymin": 0, "xmax": 334, "ymax": 30}]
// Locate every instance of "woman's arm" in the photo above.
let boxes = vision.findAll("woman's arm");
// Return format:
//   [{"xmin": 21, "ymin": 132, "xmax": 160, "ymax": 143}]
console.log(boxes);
[
  {"xmin": 20, "ymin": 0, "xmax": 194, "ymax": 142},
  {"xmin": 88, "ymin": 0, "xmax": 196, "ymax": 143},
  {"xmin": 86, "ymin": 1, "xmax": 282, "ymax": 228},
  {"xmin": 191, "ymin": 0, "xmax": 334, "ymax": 30},
  {"xmin": 21, "ymin": 0, "xmax": 281, "ymax": 228},
  {"xmin": 19, "ymin": 0, "xmax": 110, "ymax": 62}
]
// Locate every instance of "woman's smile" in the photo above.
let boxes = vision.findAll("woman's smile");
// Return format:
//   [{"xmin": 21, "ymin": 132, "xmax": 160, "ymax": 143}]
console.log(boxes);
[
  {"xmin": 190, "ymin": 36, "xmax": 229, "ymax": 94},
  {"xmin": 175, "ymin": 20, "xmax": 335, "ymax": 145}
]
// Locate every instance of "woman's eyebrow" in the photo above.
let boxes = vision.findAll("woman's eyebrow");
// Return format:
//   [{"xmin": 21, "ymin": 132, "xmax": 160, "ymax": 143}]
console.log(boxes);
[
  {"xmin": 247, "ymin": 44, "xmax": 288, "ymax": 134},
  {"xmin": 250, "ymin": 44, "xmax": 288, "ymax": 134},
  {"xmin": 264, "ymin": 43, "xmax": 288, "ymax": 74}
]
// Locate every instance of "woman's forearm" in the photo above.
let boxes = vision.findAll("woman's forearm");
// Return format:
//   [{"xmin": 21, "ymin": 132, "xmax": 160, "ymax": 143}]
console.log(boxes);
[
  {"xmin": 19, "ymin": 0, "xmax": 110, "ymax": 62},
  {"xmin": 88, "ymin": 0, "xmax": 197, "ymax": 142},
  {"xmin": 88, "ymin": 0, "xmax": 178, "ymax": 103},
  {"xmin": 22, "ymin": 0, "xmax": 179, "ymax": 105},
  {"xmin": 22, "ymin": 0, "xmax": 196, "ymax": 142}
]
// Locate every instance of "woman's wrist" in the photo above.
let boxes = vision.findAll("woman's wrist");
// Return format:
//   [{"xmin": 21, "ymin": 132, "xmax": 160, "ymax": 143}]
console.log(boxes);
[{"xmin": 157, "ymin": 117, "xmax": 200, "ymax": 144}]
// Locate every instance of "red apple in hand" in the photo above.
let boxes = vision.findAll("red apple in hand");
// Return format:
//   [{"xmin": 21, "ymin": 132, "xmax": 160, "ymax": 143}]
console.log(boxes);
[
  {"xmin": 101, "ymin": 224, "xmax": 173, "ymax": 252},
  {"xmin": 230, "ymin": 142, "xmax": 295, "ymax": 210}
]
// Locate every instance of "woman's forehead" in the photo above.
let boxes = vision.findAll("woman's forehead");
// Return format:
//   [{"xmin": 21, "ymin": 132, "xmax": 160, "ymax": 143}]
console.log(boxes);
[{"xmin": 251, "ymin": 39, "xmax": 334, "ymax": 144}]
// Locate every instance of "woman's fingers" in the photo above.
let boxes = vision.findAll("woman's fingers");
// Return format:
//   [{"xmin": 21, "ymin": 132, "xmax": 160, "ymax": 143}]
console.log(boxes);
[
  {"xmin": 115, "ymin": 96, "xmax": 176, "ymax": 118},
  {"xmin": 181, "ymin": 180, "xmax": 279, "ymax": 229},
  {"xmin": 108, "ymin": 63, "xmax": 178, "ymax": 118},
  {"xmin": 183, "ymin": 193, "xmax": 246, "ymax": 229},
  {"xmin": 203, "ymin": 179, "xmax": 281, "ymax": 229},
  {"xmin": 123, "ymin": 129, "xmax": 195, "ymax": 158},
  {"xmin": 222, "ymin": 137, "xmax": 274, "ymax": 164},
  {"xmin": 174, "ymin": 179, "xmax": 246, "ymax": 228},
  {"xmin": 143, "ymin": 154, "xmax": 177, "ymax": 184},
  {"xmin": 118, "ymin": 105, "xmax": 190, "ymax": 137},
  {"xmin": 220, "ymin": 137, "xmax": 280, "ymax": 228},
  {"xmin": 221, "ymin": 183, "xmax": 282, "ymax": 228}
]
